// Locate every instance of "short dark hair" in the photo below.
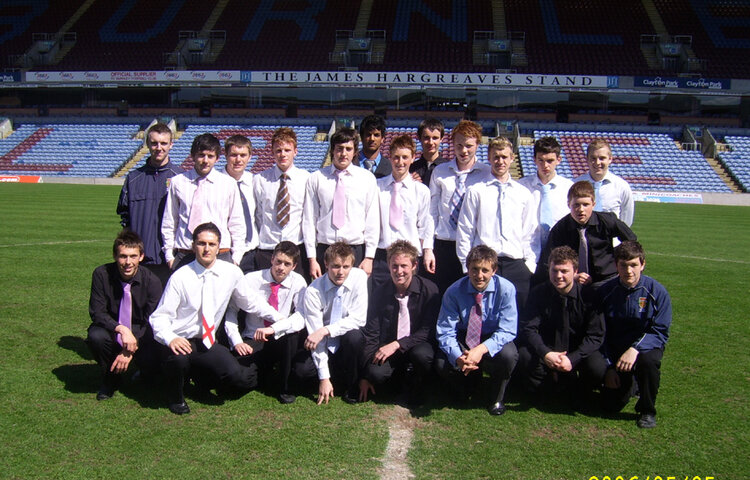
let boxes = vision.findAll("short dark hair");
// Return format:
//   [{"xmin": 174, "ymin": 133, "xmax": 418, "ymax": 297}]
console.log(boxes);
[
  {"xmin": 466, "ymin": 245, "xmax": 498, "ymax": 271},
  {"xmin": 386, "ymin": 240, "xmax": 419, "ymax": 266},
  {"xmin": 330, "ymin": 127, "xmax": 360, "ymax": 153},
  {"xmin": 324, "ymin": 241, "xmax": 354, "ymax": 265},
  {"xmin": 192, "ymin": 222, "xmax": 221, "ymax": 243},
  {"xmin": 146, "ymin": 122, "xmax": 172, "ymax": 141},
  {"xmin": 614, "ymin": 240, "xmax": 645, "ymax": 264},
  {"xmin": 417, "ymin": 118, "xmax": 445, "ymax": 138},
  {"xmin": 273, "ymin": 241, "xmax": 300, "ymax": 266},
  {"xmin": 548, "ymin": 246, "xmax": 578, "ymax": 270},
  {"xmin": 113, "ymin": 229, "xmax": 144, "ymax": 258},
  {"xmin": 359, "ymin": 114, "xmax": 386, "ymax": 138},
  {"xmin": 224, "ymin": 135, "xmax": 252, "ymax": 156},
  {"xmin": 534, "ymin": 136, "xmax": 561, "ymax": 157},
  {"xmin": 567, "ymin": 180, "xmax": 596, "ymax": 203},
  {"xmin": 191, "ymin": 133, "xmax": 221, "ymax": 157}
]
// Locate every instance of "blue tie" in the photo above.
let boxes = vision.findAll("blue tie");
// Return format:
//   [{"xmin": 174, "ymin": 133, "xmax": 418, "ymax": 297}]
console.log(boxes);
[
  {"xmin": 238, "ymin": 182, "xmax": 253, "ymax": 242},
  {"xmin": 539, "ymin": 183, "xmax": 555, "ymax": 244}
]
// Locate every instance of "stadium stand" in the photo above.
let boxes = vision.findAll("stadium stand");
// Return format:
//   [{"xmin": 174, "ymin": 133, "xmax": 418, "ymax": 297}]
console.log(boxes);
[{"xmin": 720, "ymin": 136, "xmax": 750, "ymax": 191}]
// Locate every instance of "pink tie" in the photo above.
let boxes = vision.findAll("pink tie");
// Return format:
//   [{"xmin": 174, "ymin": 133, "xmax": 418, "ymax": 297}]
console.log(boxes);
[
  {"xmin": 389, "ymin": 181, "xmax": 404, "ymax": 230},
  {"xmin": 117, "ymin": 282, "xmax": 132, "ymax": 346},
  {"xmin": 396, "ymin": 295, "xmax": 410, "ymax": 340},
  {"xmin": 187, "ymin": 176, "xmax": 206, "ymax": 233},
  {"xmin": 266, "ymin": 282, "xmax": 281, "ymax": 327},
  {"xmin": 332, "ymin": 168, "xmax": 347, "ymax": 229},
  {"xmin": 465, "ymin": 292, "xmax": 483, "ymax": 349}
]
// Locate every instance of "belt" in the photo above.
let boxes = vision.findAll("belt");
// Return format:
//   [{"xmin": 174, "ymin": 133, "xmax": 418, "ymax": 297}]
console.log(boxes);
[{"xmin": 177, "ymin": 248, "xmax": 231, "ymax": 254}]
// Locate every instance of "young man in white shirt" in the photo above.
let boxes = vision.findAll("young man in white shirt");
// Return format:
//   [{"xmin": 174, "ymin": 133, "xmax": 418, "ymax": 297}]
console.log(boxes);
[
  {"xmin": 224, "ymin": 241, "xmax": 307, "ymax": 403},
  {"xmin": 150, "ymin": 222, "xmax": 283, "ymax": 414},
  {"xmin": 162, "ymin": 134, "xmax": 246, "ymax": 270},
  {"xmin": 519, "ymin": 136, "xmax": 574, "ymax": 251},
  {"xmin": 371, "ymin": 134, "xmax": 435, "ymax": 290},
  {"xmin": 293, "ymin": 242, "xmax": 368, "ymax": 405},
  {"xmin": 456, "ymin": 137, "xmax": 539, "ymax": 314},
  {"xmin": 575, "ymin": 138, "xmax": 634, "ymax": 226},
  {"xmin": 223, "ymin": 135, "xmax": 259, "ymax": 273},
  {"xmin": 302, "ymin": 128, "xmax": 379, "ymax": 279},
  {"xmin": 429, "ymin": 120, "xmax": 491, "ymax": 294},
  {"xmin": 253, "ymin": 128, "xmax": 311, "ymax": 280}
]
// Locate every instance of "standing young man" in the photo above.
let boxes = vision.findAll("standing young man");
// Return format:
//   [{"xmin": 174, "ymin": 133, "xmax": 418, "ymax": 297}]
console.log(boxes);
[
  {"xmin": 87, "ymin": 230, "xmax": 163, "ymax": 400},
  {"xmin": 303, "ymin": 128, "xmax": 379, "ymax": 279},
  {"xmin": 590, "ymin": 241, "xmax": 672, "ymax": 428},
  {"xmin": 162, "ymin": 133, "xmax": 246, "ymax": 270},
  {"xmin": 575, "ymin": 138, "xmax": 634, "ymax": 226},
  {"xmin": 117, "ymin": 123, "xmax": 181, "ymax": 271},
  {"xmin": 223, "ymin": 135, "xmax": 259, "ymax": 273},
  {"xmin": 410, "ymin": 118, "xmax": 447, "ymax": 186},
  {"xmin": 356, "ymin": 114, "xmax": 391, "ymax": 178},
  {"xmin": 372, "ymin": 134, "xmax": 435, "ymax": 290},
  {"xmin": 253, "ymin": 127, "xmax": 311, "ymax": 279},
  {"xmin": 436, "ymin": 245, "xmax": 519, "ymax": 416},
  {"xmin": 456, "ymin": 137, "xmax": 538, "ymax": 313},
  {"xmin": 429, "ymin": 120, "xmax": 491, "ymax": 294},
  {"xmin": 150, "ymin": 222, "xmax": 283, "ymax": 414},
  {"xmin": 518, "ymin": 136, "xmax": 574, "ymax": 251}
]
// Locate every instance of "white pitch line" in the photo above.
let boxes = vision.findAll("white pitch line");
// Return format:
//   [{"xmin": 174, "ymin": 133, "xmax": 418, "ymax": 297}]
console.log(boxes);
[
  {"xmin": 649, "ymin": 251, "xmax": 750, "ymax": 265},
  {"xmin": 0, "ymin": 239, "xmax": 109, "ymax": 248},
  {"xmin": 379, "ymin": 405, "xmax": 415, "ymax": 480}
]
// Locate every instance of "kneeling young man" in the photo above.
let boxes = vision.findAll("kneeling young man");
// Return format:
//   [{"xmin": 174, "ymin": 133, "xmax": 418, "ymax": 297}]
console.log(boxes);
[
  {"xmin": 359, "ymin": 240, "xmax": 440, "ymax": 406},
  {"xmin": 87, "ymin": 230, "xmax": 163, "ymax": 400},
  {"xmin": 436, "ymin": 245, "xmax": 519, "ymax": 416},
  {"xmin": 224, "ymin": 241, "xmax": 307, "ymax": 403},
  {"xmin": 149, "ymin": 222, "xmax": 283, "ymax": 414},
  {"xmin": 294, "ymin": 242, "xmax": 368, "ymax": 404},
  {"xmin": 518, "ymin": 246, "xmax": 604, "ymax": 399},
  {"xmin": 590, "ymin": 241, "xmax": 672, "ymax": 428}
]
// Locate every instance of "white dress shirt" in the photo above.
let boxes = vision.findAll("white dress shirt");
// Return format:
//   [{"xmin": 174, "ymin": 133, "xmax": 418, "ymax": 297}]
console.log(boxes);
[
  {"xmin": 302, "ymin": 164, "xmax": 379, "ymax": 258},
  {"xmin": 149, "ymin": 259, "xmax": 282, "ymax": 347},
  {"xmin": 456, "ymin": 178, "xmax": 540, "ymax": 273},
  {"xmin": 224, "ymin": 269, "xmax": 308, "ymax": 350},
  {"xmin": 162, "ymin": 168, "xmax": 246, "ymax": 264},
  {"xmin": 575, "ymin": 171, "xmax": 634, "ymax": 226},
  {"xmin": 518, "ymin": 173, "xmax": 574, "ymax": 248},
  {"xmin": 303, "ymin": 267, "xmax": 368, "ymax": 379},
  {"xmin": 253, "ymin": 164, "xmax": 310, "ymax": 249},
  {"xmin": 429, "ymin": 159, "xmax": 491, "ymax": 241},
  {"xmin": 224, "ymin": 169, "xmax": 259, "ymax": 252},
  {"xmin": 376, "ymin": 174, "xmax": 434, "ymax": 252}
]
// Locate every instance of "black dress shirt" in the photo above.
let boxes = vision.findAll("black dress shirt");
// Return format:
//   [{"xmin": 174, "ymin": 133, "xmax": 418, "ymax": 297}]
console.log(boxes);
[
  {"xmin": 521, "ymin": 281, "xmax": 605, "ymax": 367},
  {"xmin": 534, "ymin": 211, "xmax": 636, "ymax": 285},
  {"xmin": 362, "ymin": 275, "xmax": 441, "ymax": 362},
  {"xmin": 409, "ymin": 154, "xmax": 448, "ymax": 187},
  {"xmin": 88, "ymin": 263, "xmax": 163, "ymax": 339}
]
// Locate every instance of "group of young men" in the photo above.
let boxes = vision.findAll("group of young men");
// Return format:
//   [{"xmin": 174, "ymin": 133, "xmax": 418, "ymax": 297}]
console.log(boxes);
[{"xmin": 88, "ymin": 117, "xmax": 671, "ymax": 429}]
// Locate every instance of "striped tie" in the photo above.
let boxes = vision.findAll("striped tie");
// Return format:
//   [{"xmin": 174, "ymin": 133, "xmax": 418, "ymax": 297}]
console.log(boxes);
[
  {"xmin": 449, "ymin": 172, "xmax": 467, "ymax": 229},
  {"xmin": 276, "ymin": 173, "xmax": 290, "ymax": 228}
]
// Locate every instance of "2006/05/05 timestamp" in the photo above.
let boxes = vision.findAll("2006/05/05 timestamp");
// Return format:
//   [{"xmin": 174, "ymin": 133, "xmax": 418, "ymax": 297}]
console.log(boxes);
[{"xmin": 589, "ymin": 476, "xmax": 715, "ymax": 480}]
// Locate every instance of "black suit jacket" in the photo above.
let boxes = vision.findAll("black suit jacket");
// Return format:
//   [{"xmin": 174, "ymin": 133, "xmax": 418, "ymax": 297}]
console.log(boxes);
[
  {"xmin": 362, "ymin": 275, "xmax": 440, "ymax": 362},
  {"xmin": 533, "ymin": 211, "xmax": 636, "ymax": 285},
  {"xmin": 354, "ymin": 152, "xmax": 392, "ymax": 178},
  {"xmin": 88, "ymin": 263, "xmax": 163, "ymax": 340}
]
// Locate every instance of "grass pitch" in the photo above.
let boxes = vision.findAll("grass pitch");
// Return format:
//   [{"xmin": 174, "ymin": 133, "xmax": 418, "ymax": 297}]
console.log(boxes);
[{"xmin": 0, "ymin": 183, "xmax": 747, "ymax": 479}]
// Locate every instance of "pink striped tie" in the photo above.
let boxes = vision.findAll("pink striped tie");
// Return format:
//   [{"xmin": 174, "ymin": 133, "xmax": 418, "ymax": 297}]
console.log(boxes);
[
  {"xmin": 389, "ymin": 181, "xmax": 404, "ymax": 230},
  {"xmin": 187, "ymin": 176, "xmax": 205, "ymax": 233},
  {"xmin": 465, "ymin": 292, "xmax": 483, "ymax": 349},
  {"xmin": 332, "ymin": 168, "xmax": 347, "ymax": 229}
]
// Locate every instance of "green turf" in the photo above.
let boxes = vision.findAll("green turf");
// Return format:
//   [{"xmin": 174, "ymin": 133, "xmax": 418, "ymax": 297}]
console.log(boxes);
[{"xmin": 0, "ymin": 184, "xmax": 748, "ymax": 479}]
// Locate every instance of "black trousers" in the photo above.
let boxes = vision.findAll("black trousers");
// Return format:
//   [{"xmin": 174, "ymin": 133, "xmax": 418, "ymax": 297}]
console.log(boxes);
[
  {"xmin": 236, "ymin": 331, "xmax": 304, "ymax": 395},
  {"xmin": 362, "ymin": 342, "xmax": 435, "ymax": 386},
  {"xmin": 433, "ymin": 239, "xmax": 463, "ymax": 295},
  {"xmin": 496, "ymin": 256, "xmax": 532, "ymax": 316},
  {"xmin": 86, "ymin": 324, "xmax": 157, "ymax": 389},
  {"xmin": 516, "ymin": 345, "xmax": 601, "ymax": 394},
  {"xmin": 587, "ymin": 348, "xmax": 664, "ymax": 416},
  {"xmin": 156, "ymin": 339, "xmax": 257, "ymax": 404},
  {"xmin": 172, "ymin": 250, "xmax": 233, "ymax": 271},
  {"xmin": 255, "ymin": 244, "xmax": 311, "ymax": 283},
  {"xmin": 315, "ymin": 243, "xmax": 365, "ymax": 275},
  {"xmin": 292, "ymin": 328, "xmax": 365, "ymax": 395},
  {"xmin": 435, "ymin": 341, "xmax": 518, "ymax": 405}
]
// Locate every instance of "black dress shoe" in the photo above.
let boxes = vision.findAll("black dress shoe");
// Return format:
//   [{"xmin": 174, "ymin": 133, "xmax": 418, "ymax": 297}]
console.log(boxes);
[
  {"xmin": 342, "ymin": 391, "xmax": 359, "ymax": 404},
  {"xmin": 488, "ymin": 402, "xmax": 506, "ymax": 416},
  {"xmin": 168, "ymin": 401, "xmax": 191, "ymax": 415},
  {"xmin": 96, "ymin": 386, "xmax": 115, "ymax": 401},
  {"xmin": 278, "ymin": 393, "xmax": 296, "ymax": 404},
  {"xmin": 636, "ymin": 413, "xmax": 656, "ymax": 428}
]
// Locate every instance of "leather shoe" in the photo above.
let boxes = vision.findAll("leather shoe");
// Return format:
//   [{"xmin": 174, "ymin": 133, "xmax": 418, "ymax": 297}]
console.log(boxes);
[
  {"xmin": 278, "ymin": 393, "xmax": 296, "ymax": 404},
  {"xmin": 342, "ymin": 391, "xmax": 359, "ymax": 404},
  {"xmin": 636, "ymin": 413, "xmax": 656, "ymax": 428},
  {"xmin": 488, "ymin": 402, "xmax": 506, "ymax": 416},
  {"xmin": 96, "ymin": 386, "xmax": 115, "ymax": 401},
  {"xmin": 168, "ymin": 401, "xmax": 191, "ymax": 415}
]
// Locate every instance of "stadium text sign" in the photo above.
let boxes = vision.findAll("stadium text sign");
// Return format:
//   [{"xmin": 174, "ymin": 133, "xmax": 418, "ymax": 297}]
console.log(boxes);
[{"xmin": 245, "ymin": 71, "xmax": 613, "ymax": 88}]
